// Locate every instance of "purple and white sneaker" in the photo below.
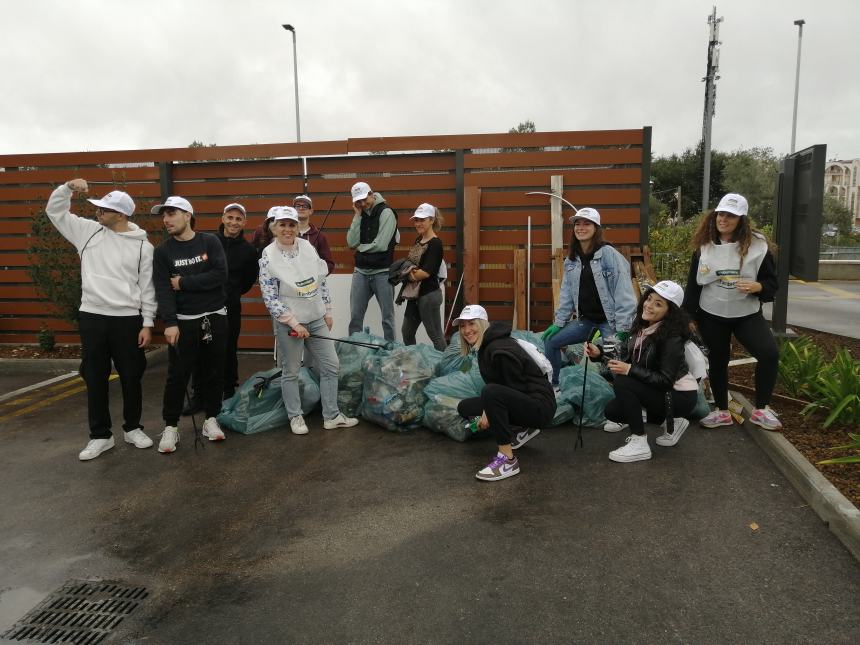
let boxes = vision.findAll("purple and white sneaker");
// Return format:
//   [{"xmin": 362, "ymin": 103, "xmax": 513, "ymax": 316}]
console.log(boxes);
[{"xmin": 476, "ymin": 452, "xmax": 520, "ymax": 482}]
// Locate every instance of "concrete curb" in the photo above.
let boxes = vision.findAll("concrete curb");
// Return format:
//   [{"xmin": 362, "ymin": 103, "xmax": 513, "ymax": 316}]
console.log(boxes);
[
  {"xmin": 731, "ymin": 390, "xmax": 860, "ymax": 562},
  {"xmin": 0, "ymin": 344, "xmax": 169, "ymax": 374}
]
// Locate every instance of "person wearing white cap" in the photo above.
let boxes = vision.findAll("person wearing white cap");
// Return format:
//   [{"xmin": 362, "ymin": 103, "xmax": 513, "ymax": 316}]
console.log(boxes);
[
  {"xmin": 293, "ymin": 195, "xmax": 335, "ymax": 276},
  {"xmin": 540, "ymin": 207, "xmax": 637, "ymax": 394},
  {"xmin": 45, "ymin": 178, "xmax": 157, "ymax": 461},
  {"xmin": 682, "ymin": 192, "xmax": 781, "ymax": 430},
  {"xmin": 258, "ymin": 206, "xmax": 358, "ymax": 434},
  {"xmin": 400, "ymin": 203, "xmax": 447, "ymax": 351},
  {"xmin": 152, "ymin": 196, "xmax": 229, "ymax": 452},
  {"xmin": 453, "ymin": 304, "xmax": 556, "ymax": 481},
  {"xmin": 346, "ymin": 181, "xmax": 398, "ymax": 341},
  {"xmin": 585, "ymin": 281, "xmax": 700, "ymax": 462}
]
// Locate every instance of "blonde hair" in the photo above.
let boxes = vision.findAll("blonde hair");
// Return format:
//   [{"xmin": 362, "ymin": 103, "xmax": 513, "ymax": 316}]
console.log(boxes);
[
  {"xmin": 431, "ymin": 207, "xmax": 444, "ymax": 232},
  {"xmin": 458, "ymin": 318, "xmax": 490, "ymax": 356}
]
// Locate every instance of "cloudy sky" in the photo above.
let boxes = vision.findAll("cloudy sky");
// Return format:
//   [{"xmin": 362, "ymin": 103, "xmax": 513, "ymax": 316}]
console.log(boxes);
[{"xmin": 3, "ymin": 0, "xmax": 857, "ymax": 160}]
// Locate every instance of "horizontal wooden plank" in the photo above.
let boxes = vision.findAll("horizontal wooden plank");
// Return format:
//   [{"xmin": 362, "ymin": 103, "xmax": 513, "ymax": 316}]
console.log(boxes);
[
  {"xmin": 0, "ymin": 302, "xmax": 55, "ymax": 315},
  {"xmin": 0, "ymin": 333, "xmax": 81, "ymax": 344},
  {"xmin": 0, "ymin": 253, "xmax": 30, "ymax": 266},
  {"xmin": 464, "ymin": 148, "xmax": 644, "ymax": 169},
  {"xmin": 172, "ymin": 159, "xmax": 303, "ymax": 181},
  {"xmin": 0, "ymin": 286, "xmax": 40, "ymax": 297},
  {"xmin": 0, "ymin": 166, "xmax": 160, "ymax": 185},
  {"xmin": 0, "ymin": 317, "xmax": 76, "ymax": 331},
  {"xmin": 480, "ymin": 188, "xmax": 642, "ymax": 208},
  {"xmin": 309, "ymin": 153, "xmax": 455, "ymax": 175},
  {"xmin": 169, "ymin": 178, "xmax": 307, "ymax": 198},
  {"xmin": 0, "ymin": 183, "xmax": 161, "ymax": 202},
  {"xmin": 308, "ymin": 174, "xmax": 456, "ymax": 194},
  {"xmin": 471, "ymin": 207, "xmax": 640, "ymax": 227},
  {"xmin": 0, "ymin": 269, "xmax": 31, "ymax": 282},
  {"xmin": 0, "ymin": 140, "xmax": 350, "ymax": 167},
  {"xmin": 466, "ymin": 167, "xmax": 640, "ymax": 189},
  {"xmin": 348, "ymin": 129, "xmax": 645, "ymax": 153}
]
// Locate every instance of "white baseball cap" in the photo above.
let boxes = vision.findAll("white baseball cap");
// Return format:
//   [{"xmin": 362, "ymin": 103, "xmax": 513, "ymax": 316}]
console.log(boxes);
[
  {"xmin": 569, "ymin": 207, "xmax": 601, "ymax": 226},
  {"xmin": 715, "ymin": 193, "xmax": 748, "ymax": 217},
  {"xmin": 351, "ymin": 181, "xmax": 371, "ymax": 202},
  {"xmin": 223, "ymin": 202, "xmax": 247, "ymax": 216},
  {"xmin": 411, "ymin": 203, "xmax": 436, "ymax": 220},
  {"xmin": 267, "ymin": 206, "xmax": 299, "ymax": 222},
  {"xmin": 453, "ymin": 304, "xmax": 489, "ymax": 325},
  {"xmin": 293, "ymin": 195, "xmax": 313, "ymax": 208},
  {"xmin": 151, "ymin": 196, "xmax": 194, "ymax": 215},
  {"xmin": 87, "ymin": 191, "xmax": 135, "ymax": 217},
  {"xmin": 650, "ymin": 280, "xmax": 684, "ymax": 308}
]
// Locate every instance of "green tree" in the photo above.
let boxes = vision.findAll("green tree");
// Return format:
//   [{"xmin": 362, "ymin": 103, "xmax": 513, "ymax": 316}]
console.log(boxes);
[
  {"xmin": 721, "ymin": 147, "xmax": 779, "ymax": 225},
  {"xmin": 503, "ymin": 120, "xmax": 541, "ymax": 153},
  {"xmin": 822, "ymin": 194, "xmax": 853, "ymax": 235}
]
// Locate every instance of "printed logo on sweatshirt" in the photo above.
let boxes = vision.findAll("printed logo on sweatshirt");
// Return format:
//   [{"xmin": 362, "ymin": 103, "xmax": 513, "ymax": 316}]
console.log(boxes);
[{"xmin": 173, "ymin": 252, "xmax": 208, "ymax": 268}]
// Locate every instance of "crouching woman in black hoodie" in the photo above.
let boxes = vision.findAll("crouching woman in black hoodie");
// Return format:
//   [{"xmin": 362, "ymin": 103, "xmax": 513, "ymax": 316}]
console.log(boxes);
[{"xmin": 454, "ymin": 305, "xmax": 556, "ymax": 482}]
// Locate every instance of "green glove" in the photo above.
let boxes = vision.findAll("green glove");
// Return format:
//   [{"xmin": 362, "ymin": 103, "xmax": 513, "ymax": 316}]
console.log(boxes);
[
  {"xmin": 615, "ymin": 331, "xmax": 630, "ymax": 343},
  {"xmin": 542, "ymin": 324, "xmax": 562, "ymax": 341}
]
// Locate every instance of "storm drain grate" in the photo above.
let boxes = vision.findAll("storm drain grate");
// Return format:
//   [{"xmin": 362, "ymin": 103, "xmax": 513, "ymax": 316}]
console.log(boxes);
[{"xmin": 1, "ymin": 580, "xmax": 148, "ymax": 644}]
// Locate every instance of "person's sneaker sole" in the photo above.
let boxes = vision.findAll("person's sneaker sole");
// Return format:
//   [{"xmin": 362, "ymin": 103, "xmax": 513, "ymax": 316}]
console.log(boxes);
[
  {"xmin": 749, "ymin": 418, "xmax": 782, "ymax": 432},
  {"xmin": 603, "ymin": 422, "xmax": 628, "ymax": 433},
  {"xmin": 476, "ymin": 467, "xmax": 520, "ymax": 481},
  {"xmin": 608, "ymin": 450, "xmax": 652, "ymax": 463},
  {"xmin": 79, "ymin": 437, "xmax": 115, "ymax": 461},
  {"xmin": 511, "ymin": 428, "xmax": 540, "ymax": 450},
  {"xmin": 699, "ymin": 417, "xmax": 733, "ymax": 428},
  {"xmin": 656, "ymin": 419, "xmax": 690, "ymax": 447}
]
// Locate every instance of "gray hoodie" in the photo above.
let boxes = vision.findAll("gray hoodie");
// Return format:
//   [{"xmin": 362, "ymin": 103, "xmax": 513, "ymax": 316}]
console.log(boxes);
[{"xmin": 46, "ymin": 184, "xmax": 157, "ymax": 326}]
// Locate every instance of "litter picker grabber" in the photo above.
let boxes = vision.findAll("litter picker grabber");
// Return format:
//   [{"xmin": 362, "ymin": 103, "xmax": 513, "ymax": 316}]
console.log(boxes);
[
  {"xmin": 575, "ymin": 327, "xmax": 602, "ymax": 450},
  {"xmin": 287, "ymin": 330, "xmax": 386, "ymax": 350}
]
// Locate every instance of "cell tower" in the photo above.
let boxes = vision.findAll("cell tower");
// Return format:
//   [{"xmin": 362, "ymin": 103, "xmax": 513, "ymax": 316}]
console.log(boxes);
[{"xmin": 701, "ymin": 6, "xmax": 723, "ymax": 212}]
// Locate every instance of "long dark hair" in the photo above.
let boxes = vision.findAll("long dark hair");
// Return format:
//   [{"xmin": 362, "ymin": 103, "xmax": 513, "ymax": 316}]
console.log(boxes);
[
  {"xmin": 629, "ymin": 288, "xmax": 692, "ymax": 347},
  {"xmin": 567, "ymin": 224, "xmax": 607, "ymax": 261},
  {"xmin": 691, "ymin": 209, "xmax": 776, "ymax": 263}
]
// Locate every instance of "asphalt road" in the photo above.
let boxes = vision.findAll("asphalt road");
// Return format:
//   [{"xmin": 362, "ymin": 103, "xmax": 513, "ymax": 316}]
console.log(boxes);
[
  {"xmin": 764, "ymin": 279, "xmax": 860, "ymax": 339},
  {"xmin": 0, "ymin": 355, "xmax": 858, "ymax": 644}
]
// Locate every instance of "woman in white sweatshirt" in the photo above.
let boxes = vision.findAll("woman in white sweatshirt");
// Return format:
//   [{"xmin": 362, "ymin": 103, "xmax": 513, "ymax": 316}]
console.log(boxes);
[{"xmin": 46, "ymin": 179, "xmax": 157, "ymax": 461}]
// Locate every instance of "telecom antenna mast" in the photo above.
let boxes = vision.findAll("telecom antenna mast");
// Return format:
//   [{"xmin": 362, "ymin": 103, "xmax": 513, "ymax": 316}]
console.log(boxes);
[{"xmin": 701, "ymin": 6, "xmax": 723, "ymax": 212}]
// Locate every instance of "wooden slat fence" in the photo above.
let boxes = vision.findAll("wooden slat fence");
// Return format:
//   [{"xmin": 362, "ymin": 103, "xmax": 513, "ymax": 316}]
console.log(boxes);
[{"xmin": 0, "ymin": 128, "xmax": 651, "ymax": 348}]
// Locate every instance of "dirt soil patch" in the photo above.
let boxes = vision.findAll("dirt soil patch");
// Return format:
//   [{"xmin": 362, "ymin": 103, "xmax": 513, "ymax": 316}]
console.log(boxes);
[{"xmin": 730, "ymin": 325, "xmax": 860, "ymax": 506}]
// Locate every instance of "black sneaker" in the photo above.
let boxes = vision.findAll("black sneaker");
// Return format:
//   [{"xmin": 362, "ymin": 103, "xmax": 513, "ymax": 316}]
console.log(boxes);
[{"xmin": 511, "ymin": 428, "xmax": 541, "ymax": 450}]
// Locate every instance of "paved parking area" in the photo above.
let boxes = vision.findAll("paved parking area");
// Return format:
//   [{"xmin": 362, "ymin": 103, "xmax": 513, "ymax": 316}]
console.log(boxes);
[{"xmin": 0, "ymin": 355, "xmax": 858, "ymax": 644}]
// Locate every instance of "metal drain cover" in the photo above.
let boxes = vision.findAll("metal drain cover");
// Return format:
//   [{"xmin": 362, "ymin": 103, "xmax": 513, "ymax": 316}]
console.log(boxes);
[{"xmin": 1, "ymin": 580, "xmax": 147, "ymax": 644}]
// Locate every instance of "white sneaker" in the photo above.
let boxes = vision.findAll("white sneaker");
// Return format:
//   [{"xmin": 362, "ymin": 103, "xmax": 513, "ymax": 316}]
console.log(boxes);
[
  {"xmin": 290, "ymin": 416, "xmax": 309, "ymax": 435},
  {"xmin": 603, "ymin": 421, "xmax": 628, "ymax": 433},
  {"xmin": 123, "ymin": 428, "xmax": 153, "ymax": 449},
  {"xmin": 158, "ymin": 426, "xmax": 180, "ymax": 453},
  {"xmin": 79, "ymin": 436, "xmax": 115, "ymax": 461},
  {"xmin": 511, "ymin": 428, "xmax": 541, "ymax": 450},
  {"xmin": 202, "ymin": 417, "xmax": 225, "ymax": 441},
  {"xmin": 323, "ymin": 413, "xmax": 359, "ymax": 430},
  {"xmin": 656, "ymin": 418, "xmax": 690, "ymax": 447},
  {"xmin": 609, "ymin": 434, "xmax": 652, "ymax": 463}
]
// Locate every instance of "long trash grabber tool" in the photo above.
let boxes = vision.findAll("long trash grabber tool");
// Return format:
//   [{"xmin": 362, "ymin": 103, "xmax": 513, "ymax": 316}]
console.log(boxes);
[
  {"xmin": 575, "ymin": 327, "xmax": 602, "ymax": 450},
  {"xmin": 287, "ymin": 330, "xmax": 386, "ymax": 350},
  {"xmin": 443, "ymin": 272, "xmax": 466, "ymax": 337}
]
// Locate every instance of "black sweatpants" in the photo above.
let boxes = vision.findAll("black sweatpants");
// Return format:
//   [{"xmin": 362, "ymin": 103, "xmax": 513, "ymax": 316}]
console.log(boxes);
[
  {"xmin": 162, "ymin": 314, "xmax": 227, "ymax": 426},
  {"xmin": 458, "ymin": 383, "xmax": 555, "ymax": 446},
  {"xmin": 78, "ymin": 312, "xmax": 147, "ymax": 439},
  {"xmin": 604, "ymin": 375, "xmax": 698, "ymax": 435},
  {"xmin": 696, "ymin": 310, "xmax": 779, "ymax": 409}
]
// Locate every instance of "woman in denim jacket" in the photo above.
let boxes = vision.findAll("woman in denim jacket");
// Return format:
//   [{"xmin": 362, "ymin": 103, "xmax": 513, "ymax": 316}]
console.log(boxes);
[{"xmin": 541, "ymin": 207, "xmax": 637, "ymax": 391}]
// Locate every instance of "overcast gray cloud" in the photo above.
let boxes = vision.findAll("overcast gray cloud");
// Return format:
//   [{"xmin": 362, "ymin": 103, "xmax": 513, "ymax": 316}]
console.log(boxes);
[{"xmin": 2, "ymin": 0, "xmax": 857, "ymax": 159}]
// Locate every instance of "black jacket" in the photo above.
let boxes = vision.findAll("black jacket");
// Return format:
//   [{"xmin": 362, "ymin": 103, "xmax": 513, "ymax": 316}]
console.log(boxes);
[
  {"xmin": 615, "ymin": 332, "xmax": 688, "ymax": 391},
  {"xmin": 478, "ymin": 322, "xmax": 556, "ymax": 409},
  {"xmin": 216, "ymin": 225, "xmax": 259, "ymax": 307}
]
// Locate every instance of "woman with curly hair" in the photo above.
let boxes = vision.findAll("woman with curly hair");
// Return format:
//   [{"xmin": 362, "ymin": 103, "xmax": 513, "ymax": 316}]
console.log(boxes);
[
  {"xmin": 681, "ymin": 193, "xmax": 780, "ymax": 430},
  {"xmin": 585, "ymin": 281, "xmax": 700, "ymax": 463}
]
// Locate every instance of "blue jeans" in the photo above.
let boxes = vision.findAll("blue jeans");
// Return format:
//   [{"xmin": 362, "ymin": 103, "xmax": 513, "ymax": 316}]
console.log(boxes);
[
  {"xmin": 275, "ymin": 317, "xmax": 341, "ymax": 420},
  {"xmin": 349, "ymin": 270, "xmax": 396, "ymax": 341},
  {"xmin": 544, "ymin": 318, "xmax": 614, "ymax": 386}
]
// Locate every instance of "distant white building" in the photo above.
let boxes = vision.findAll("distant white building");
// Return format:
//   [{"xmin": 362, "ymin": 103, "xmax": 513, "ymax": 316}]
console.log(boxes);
[{"xmin": 824, "ymin": 159, "xmax": 860, "ymax": 227}]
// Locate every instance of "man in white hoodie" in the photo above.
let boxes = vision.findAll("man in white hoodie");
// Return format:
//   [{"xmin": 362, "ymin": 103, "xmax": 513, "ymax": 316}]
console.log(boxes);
[{"xmin": 46, "ymin": 179, "xmax": 157, "ymax": 461}]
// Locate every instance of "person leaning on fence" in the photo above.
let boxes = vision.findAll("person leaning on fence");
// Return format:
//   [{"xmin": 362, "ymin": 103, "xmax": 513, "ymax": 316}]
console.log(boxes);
[
  {"xmin": 258, "ymin": 206, "xmax": 358, "ymax": 435},
  {"xmin": 346, "ymin": 181, "xmax": 398, "ymax": 342},
  {"xmin": 46, "ymin": 179, "xmax": 157, "ymax": 461},
  {"xmin": 454, "ymin": 305, "xmax": 556, "ymax": 482},
  {"xmin": 400, "ymin": 203, "xmax": 447, "ymax": 351},
  {"xmin": 293, "ymin": 194, "xmax": 335, "ymax": 276},
  {"xmin": 586, "ymin": 281, "xmax": 699, "ymax": 463},
  {"xmin": 540, "ymin": 207, "xmax": 637, "ymax": 394},
  {"xmin": 681, "ymin": 192, "xmax": 781, "ymax": 430},
  {"xmin": 152, "ymin": 196, "xmax": 229, "ymax": 453}
]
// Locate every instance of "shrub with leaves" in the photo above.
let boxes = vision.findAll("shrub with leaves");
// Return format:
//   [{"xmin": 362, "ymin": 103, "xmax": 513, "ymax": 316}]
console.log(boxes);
[
  {"xmin": 817, "ymin": 433, "xmax": 860, "ymax": 465},
  {"xmin": 802, "ymin": 349, "xmax": 860, "ymax": 428},
  {"xmin": 38, "ymin": 326, "xmax": 56, "ymax": 352},
  {"xmin": 648, "ymin": 214, "xmax": 699, "ymax": 285},
  {"xmin": 777, "ymin": 337, "xmax": 825, "ymax": 399},
  {"xmin": 28, "ymin": 209, "xmax": 83, "ymax": 327}
]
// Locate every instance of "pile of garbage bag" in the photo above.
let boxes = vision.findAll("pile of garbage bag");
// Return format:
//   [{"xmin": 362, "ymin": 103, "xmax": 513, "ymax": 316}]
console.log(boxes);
[
  {"xmin": 218, "ymin": 367, "xmax": 320, "ymax": 435},
  {"xmin": 422, "ymin": 351, "xmax": 487, "ymax": 441},
  {"xmin": 361, "ymin": 344, "xmax": 442, "ymax": 432},
  {"xmin": 336, "ymin": 330, "xmax": 394, "ymax": 417},
  {"xmin": 556, "ymin": 360, "xmax": 615, "ymax": 427}
]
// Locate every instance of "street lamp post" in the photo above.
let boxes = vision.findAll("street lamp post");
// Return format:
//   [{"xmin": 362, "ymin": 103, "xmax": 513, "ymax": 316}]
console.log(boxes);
[
  {"xmin": 790, "ymin": 19, "xmax": 805, "ymax": 154},
  {"xmin": 282, "ymin": 24, "xmax": 301, "ymax": 143}
]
